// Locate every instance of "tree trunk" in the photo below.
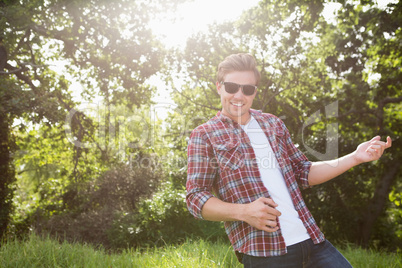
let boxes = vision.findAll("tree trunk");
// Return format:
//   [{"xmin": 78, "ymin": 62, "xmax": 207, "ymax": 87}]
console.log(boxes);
[
  {"xmin": 0, "ymin": 113, "xmax": 15, "ymax": 241},
  {"xmin": 358, "ymin": 160, "xmax": 400, "ymax": 248}
]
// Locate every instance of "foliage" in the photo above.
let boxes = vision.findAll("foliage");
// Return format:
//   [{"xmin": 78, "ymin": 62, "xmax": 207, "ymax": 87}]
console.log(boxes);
[
  {"xmin": 108, "ymin": 180, "xmax": 226, "ymax": 249},
  {"xmin": 0, "ymin": 0, "xmax": 186, "ymax": 238},
  {"xmin": 27, "ymin": 162, "xmax": 162, "ymax": 248},
  {"xmin": 301, "ymin": 0, "xmax": 402, "ymax": 248}
]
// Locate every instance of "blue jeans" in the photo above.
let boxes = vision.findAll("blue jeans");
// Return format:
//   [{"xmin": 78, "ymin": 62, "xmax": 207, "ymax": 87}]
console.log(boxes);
[{"xmin": 242, "ymin": 239, "xmax": 353, "ymax": 268}]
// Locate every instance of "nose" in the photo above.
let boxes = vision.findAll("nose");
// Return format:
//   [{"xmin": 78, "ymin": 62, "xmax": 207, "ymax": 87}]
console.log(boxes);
[{"xmin": 233, "ymin": 85, "xmax": 245, "ymax": 98}]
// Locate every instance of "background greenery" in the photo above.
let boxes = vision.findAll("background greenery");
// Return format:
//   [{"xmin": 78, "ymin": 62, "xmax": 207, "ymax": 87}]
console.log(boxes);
[{"xmin": 0, "ymin": 0, "xmax": 401, "ymax": 261}]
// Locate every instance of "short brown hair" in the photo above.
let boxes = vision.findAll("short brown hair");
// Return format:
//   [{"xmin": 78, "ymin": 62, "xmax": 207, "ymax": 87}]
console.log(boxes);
[{"xmin": 216, "ymin": 53, "xmax": 261, "ymax": 85}]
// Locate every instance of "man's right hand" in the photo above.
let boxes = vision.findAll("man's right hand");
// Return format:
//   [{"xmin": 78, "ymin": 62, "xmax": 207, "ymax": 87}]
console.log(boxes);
[
  {"xmin": 241, "ymin": 197, "xmax": 281, "ymax": 233},
  {"xmin": 201, "ymin": 196, "xmax": 281, "ymax": 233}
]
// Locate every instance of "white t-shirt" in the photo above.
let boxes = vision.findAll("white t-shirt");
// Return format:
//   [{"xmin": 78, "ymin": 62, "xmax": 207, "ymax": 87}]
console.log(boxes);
[{"xmin": 241, "ymin": 116, "xmax": 310, "ymax": 246}]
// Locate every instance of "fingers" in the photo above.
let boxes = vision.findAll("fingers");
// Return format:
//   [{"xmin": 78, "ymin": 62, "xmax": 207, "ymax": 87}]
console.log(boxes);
[
  {"xmin": 261, "ymin": 197, "xmax": 278, "ymax": 207},
  {"xmin": 247, "ymin": 197, "xmax": 282, "ymax": 232},
  {"xmin": 365, "ymin": 144, "xmax": 383, "ymax": 156},
  {"xmin": 262, "ymin": 220, "xmax": 279, "ymax": 233},
  {"xmin": 367, "ymin": 144, "xmax": 383, "ymax": 151},
  {"xmin": 253, "ymin": 218, "xmax": 279, "ymax": 233},
  {"xmin": 266, "ymin": 205, "xmax": 282, "ymax": 217},
  {"xmin": 260, "ymin": 198, "xmax": 280, "ymax": 231},
  {"xmin": 259, "ymin": 197, "xmax": 281, "ymax": 217},
  {"xmin": 365, "ymin": 136, "xmax": 392, "ymax": 159},
  {"xmin": 266, "ymin": 219, "xmax": 278, "ymax": 228},
  {"xmin": 256, "ymin": 218, "xmax": 278, "ymax": 233},
  {"xmin": 386, "ymin": 136, "xmax": 392, "ymax": 148},
  {"xmin": 369, "ymin": 136, "xmax": 392, "ymax": 147},
  {"xmin": 370, "ymin": 135, "xmax": 381, "ymax": 142},
  {"xmin": 368, "ymin": 136, "xmax": 392, "ymax": 149}
]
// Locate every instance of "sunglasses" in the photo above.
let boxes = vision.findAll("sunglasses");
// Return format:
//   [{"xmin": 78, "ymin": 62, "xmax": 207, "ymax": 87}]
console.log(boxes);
[{"xmin": 220, "ymin": 82, "xmax": 257, "ymax": 96}]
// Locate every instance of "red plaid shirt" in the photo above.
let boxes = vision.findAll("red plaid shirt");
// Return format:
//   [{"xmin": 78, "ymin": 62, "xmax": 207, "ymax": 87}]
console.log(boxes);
[{"xmin": 186, "ymin": 109, "xmax": 325, "ymax": 257}]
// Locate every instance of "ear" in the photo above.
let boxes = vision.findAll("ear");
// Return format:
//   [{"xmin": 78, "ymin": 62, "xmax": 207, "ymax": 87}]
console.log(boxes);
[{"xmin": 216, "ymin": 81, "xmax": 222, "ymax": 95}]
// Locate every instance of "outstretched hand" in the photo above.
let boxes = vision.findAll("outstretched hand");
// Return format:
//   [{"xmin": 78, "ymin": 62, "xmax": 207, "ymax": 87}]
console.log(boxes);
[{"xmin": 353, "ymin": 136, "xmax": 392, "ymax": 164}]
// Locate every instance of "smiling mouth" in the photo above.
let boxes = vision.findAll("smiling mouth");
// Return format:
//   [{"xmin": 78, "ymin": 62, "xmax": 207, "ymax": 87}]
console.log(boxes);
[{"xmin": 231, "ymin": 102, "xmax": 244, "ymax": 107}]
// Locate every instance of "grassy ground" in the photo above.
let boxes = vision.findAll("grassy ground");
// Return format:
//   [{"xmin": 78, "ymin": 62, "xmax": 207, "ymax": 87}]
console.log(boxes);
[{"xmin": 0, "ymin": 234, "xmax": 400, "ymax": 267}]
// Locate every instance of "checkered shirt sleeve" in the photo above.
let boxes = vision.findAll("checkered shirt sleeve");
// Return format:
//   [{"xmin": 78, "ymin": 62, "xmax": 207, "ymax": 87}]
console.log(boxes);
[{"xmin": 186, "ymin": 125, "xmax": 217, "ymax": 220}]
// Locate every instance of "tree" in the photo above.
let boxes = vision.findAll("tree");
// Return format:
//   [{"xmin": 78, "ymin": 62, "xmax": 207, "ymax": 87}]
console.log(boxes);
[
  {"xmin": 316, "ymin": 1, "xmax": 402, "ymax": 248},
  {"xmin": 0, "ymin": 0, "xmax": 186, "ymax": 239}
]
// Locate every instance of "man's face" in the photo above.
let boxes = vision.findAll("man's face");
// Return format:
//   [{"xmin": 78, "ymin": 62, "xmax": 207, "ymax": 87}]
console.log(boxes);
[{"xmin": 217, "ymin": 71, "xmax": 257, "ymax": 125}]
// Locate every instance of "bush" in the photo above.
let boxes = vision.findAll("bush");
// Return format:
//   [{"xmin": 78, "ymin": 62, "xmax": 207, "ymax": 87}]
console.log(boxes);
[
  {"xmin": 32, "ymin": 163, "xmax": 162, "ymax": 248},
  {"xmin": 108, "ymin": 181, "xmax": 226, "ymax": 248}
]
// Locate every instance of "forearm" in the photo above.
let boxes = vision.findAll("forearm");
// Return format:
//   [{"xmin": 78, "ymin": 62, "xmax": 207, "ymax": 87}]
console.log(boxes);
[
  {"xmin": 201, "ymin": 196, "xmax": 282, "ymax": 232},
  {"xmin": 201, "ymin": 197, "xmax": 246, "ymax": 222},
  {"xmin": 308, "ymin": 152, "xmax": 359, "ymax": 186},
  {"xmin": 308, "ymin": 136, "xmax": 392, "ymax": 186}
]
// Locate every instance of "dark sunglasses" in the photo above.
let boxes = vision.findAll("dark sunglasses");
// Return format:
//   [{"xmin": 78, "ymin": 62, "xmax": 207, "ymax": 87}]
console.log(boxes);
[{"xmin": 220, "ymin": 82, "xmax": 257, "ymax": 96}]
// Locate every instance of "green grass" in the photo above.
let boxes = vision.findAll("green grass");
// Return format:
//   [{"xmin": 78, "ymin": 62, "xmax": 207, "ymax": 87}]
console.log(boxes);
[
  {"xmin": 340, "ymin": 244, "xmax": 402, "ymax": 268},
  {"xmin": 0, "ymin": 234, "xmax": 240, "ymax": 268},
  {"xmin": 0, "ymin": 234, "xmax": 400, "ymax": 268}
]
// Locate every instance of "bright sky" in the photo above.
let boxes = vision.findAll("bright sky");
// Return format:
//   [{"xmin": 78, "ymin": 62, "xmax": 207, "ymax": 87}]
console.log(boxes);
[
  {"xmin": 150, "ymin": 0, "xmax": 397, "ymax": 48},
  {"xmin": 149, "ymin": 0, "xmax": 395, "ymax": 100},
  {"xmin": 149, "ymin": 0, "xmax": 261, "ymax": 112},
  {"xmin": 150, "ymin": 0, "xmax": 261, "ymax": 48},
  {"xmin": 149, "ymin": 0, "xmax": 340, "ymax": 114}
]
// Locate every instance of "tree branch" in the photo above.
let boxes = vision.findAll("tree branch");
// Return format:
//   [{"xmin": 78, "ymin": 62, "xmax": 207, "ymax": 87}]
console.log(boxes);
[
  {"xmin": 3, "ymin": 63, "xmax": 36, "ymax": 88},
  {"xmin": 173, "ymin": 87, "xmax": 220, "ymax": 111},
  {"xmin": 10, "ymin": 29, "xmax": 31, "ymax": 59},
  {"xmin": 0, "ymin": 62, "xmax": 48, "ymax": 75},
  {"xmin": 380, "ymin": 96, "xmax": 402, "ymax": 105}
]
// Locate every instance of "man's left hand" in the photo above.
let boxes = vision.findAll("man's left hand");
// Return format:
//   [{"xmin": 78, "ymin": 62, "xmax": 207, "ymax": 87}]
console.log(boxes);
[{"xmin": 353, "ymin": 136, "xmax": 392, "ymax": 164}]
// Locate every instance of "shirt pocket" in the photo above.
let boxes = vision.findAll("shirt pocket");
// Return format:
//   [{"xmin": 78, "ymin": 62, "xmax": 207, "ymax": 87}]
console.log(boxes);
[{"xmin": 212, "ymin": 139, "xmax": 244, "ymax": 171}]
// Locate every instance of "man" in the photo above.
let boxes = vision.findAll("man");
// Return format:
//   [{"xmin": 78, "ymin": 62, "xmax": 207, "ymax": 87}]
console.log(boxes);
[{"xmin": 186, "ymin": 53, "xmax": 392, "ymax": 267}]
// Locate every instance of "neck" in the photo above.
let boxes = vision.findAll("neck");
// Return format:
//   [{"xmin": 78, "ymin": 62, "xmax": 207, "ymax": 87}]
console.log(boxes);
[
  {"xmin": 239, "ymin": 114, "xmax": 252, "ymax": 125},
  {"xmin": 225, "ymin": 112, "xmax": 251, "ymax": 125},
  {"xmin": 220, "ymin": 109, "xmax": 253, "ymax": 125}
]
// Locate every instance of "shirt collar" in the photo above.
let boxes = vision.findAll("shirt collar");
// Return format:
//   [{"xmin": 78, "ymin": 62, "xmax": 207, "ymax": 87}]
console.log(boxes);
[{"xmin": 216, "ymin": 109, "xmax": 263, "ymax": 126}]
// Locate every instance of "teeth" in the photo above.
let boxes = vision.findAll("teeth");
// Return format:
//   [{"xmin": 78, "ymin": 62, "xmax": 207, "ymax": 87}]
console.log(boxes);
[{"xmin": 232, "ymin": 103, "xmax": 243, "ymax": 107}]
